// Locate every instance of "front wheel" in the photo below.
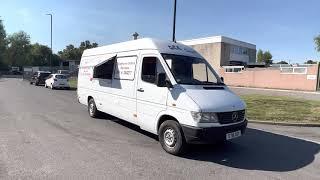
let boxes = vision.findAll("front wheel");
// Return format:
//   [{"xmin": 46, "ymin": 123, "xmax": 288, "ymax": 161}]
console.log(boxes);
[{"xmin": 158, "ymin": 120, "xmax": 186, "ymax": 155}]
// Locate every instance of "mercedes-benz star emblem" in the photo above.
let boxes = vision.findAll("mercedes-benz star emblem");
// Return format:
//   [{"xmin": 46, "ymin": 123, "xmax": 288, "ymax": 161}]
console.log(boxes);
[{"xmin": 232, "ymin": 112, "xmax": 238, "ymax": 122}]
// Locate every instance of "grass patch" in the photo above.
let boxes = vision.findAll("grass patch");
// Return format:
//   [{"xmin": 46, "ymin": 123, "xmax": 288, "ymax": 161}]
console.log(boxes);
[
  {"xmin": 241, "ymin": 94, "xmax": 320, "ymax": 123},
  {"xmin": 68, "ymin": 77, "xmax": 77, "ymax": 89}
]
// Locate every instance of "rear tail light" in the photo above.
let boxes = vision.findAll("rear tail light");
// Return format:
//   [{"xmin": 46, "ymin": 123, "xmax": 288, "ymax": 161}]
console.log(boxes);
[{"xmin": 54, "ymin": 79, "xmax": 57, "ymax": 81}]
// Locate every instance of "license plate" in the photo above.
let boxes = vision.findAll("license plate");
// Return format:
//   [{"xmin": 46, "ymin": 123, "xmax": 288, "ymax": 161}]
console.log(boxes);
[{"xmin": 226, "ymin": 130, "xmax": 241, "ymax": 140}]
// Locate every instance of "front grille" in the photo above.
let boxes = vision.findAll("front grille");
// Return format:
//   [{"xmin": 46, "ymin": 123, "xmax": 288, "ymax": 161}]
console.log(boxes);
[{"xmin": 217, "ymin": 110, "xmax": 245, "ymax": 124}]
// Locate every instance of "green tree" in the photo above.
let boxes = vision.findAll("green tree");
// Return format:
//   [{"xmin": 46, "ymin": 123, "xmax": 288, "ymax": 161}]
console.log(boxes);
[
  {"xmin": 58, "ymin": 44, "xmax": 78, "ymax": 60},
  {"xmin": 257, "ymin": 49, "xmax": 264, "ymax": 62},
  {"xmin": 257, "ymin": 49, "xmax": 273, "ymax": 65},
  {"xmin": 276, "ymin": 61, "xmax": 288, "ymax": 64},
  {"xmin": 26, "ymin": 43, "xmax": 52, "ymax": 66},
  {"xmin": 6, "ymin": 31, "xmax": 31, "ymax": 67},
  {"xmin": 58, "ymin": 40, "xmax": 98, "ymax": 60},
  {"xmin": 52, "ymin": 54, "xmax": 62, "ymax": 66},
  {"xmin": 0, "ymin": 19, "xmax": 7, "ymax": 69},
  {"xmin": 304, "ymin": 60, "xmax": 317, "ymax": 64},
  {"xmin": 263, "ymin": 51, "xmax": 273, "ymax": 65},
  {"xmin": 315, "ymin": 34, "xmax": 320, "ymax": 52}
]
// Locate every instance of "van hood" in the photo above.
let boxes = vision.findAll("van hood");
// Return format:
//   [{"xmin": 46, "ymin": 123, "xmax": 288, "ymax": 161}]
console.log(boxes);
[{"xmin": 183, "ymin": 86, "xmax": 246, "ymax": 112}]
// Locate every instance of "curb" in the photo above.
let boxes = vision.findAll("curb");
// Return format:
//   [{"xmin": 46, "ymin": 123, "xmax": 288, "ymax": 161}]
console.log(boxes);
[{"xmin": 249, "ymin": 120, "xmax": 320, "ymax": 127}]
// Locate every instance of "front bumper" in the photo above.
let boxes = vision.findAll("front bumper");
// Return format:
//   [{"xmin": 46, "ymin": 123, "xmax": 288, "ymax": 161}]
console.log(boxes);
[{"xmin": 181, "ymin": 120, "xmax": 248, "ymax": 144}]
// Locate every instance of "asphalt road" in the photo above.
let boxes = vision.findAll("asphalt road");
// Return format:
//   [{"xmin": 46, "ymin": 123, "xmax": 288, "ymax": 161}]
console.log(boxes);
[{"xmin": 0, "ymin": 78, "xmax": 319, "ymax": 180}]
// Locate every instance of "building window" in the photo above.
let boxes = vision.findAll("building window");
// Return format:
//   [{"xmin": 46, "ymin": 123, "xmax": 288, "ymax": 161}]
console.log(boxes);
[{"xmin": 232, "ymin": 45, "xmax": 248, "ymax": 55}]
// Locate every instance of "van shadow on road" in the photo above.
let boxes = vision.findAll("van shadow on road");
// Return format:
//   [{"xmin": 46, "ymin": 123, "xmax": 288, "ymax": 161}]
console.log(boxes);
[
  {"xmin": 182, "ymin": 128, "xmax": 320, "ymax": 172},
  {"xmin": 97, "ymin": 113, "xmax": 159, "ymax": 140},
  {"xmin": 96, "ymin": 113, "xmax": 319, "ymax": 172}
]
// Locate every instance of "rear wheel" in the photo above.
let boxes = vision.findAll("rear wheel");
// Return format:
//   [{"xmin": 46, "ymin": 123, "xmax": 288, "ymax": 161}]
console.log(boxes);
[
  {"xmin": 158, "ymin": 120, "xmax": 186, "ymax": 155},
  {"xmin": 88, "ymin": 98, "xmax": 100, "ymax": 118}
]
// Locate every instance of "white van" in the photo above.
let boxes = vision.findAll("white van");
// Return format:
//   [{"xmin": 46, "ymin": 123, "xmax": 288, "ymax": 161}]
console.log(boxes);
[{"xmin": 77, "ymin": 38, "xmax": 247, "ymax": 155}]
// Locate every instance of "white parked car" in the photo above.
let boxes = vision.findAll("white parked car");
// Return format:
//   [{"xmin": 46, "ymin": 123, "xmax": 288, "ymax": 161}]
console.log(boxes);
[{"xmin": 45, "ymin": 74, "xmax": 70, "ymax": 89}]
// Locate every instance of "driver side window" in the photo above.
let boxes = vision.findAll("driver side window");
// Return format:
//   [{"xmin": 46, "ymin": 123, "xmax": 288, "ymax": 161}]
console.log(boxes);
[{"xmin": 141, "ymin": 57, "xmax": 165, "ymax": 84}]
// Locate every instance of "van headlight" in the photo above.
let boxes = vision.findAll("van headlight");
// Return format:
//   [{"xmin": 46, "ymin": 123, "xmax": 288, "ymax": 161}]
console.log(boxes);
[{"xmin": 191, "ymin": 112, "xmax": 219, "ymax": 123}]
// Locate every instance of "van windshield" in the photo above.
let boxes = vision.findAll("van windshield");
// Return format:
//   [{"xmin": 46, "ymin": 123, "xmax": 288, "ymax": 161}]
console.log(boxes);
[{"xmin": 162, "ymin": 54, "xmax": 223, "ymax": 85}]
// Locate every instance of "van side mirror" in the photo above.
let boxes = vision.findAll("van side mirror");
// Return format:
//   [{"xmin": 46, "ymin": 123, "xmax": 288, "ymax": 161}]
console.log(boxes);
[
  {"xmin": 156, "ymin": 73, "xmax": 173, "ymax": 88},
  {"xmin": 156, "ymin": 73, "xmax": 166, "ymax": 87},
  {"xmin": 220, "ymin": 77, "xmax": 224, "ymax": 82}
]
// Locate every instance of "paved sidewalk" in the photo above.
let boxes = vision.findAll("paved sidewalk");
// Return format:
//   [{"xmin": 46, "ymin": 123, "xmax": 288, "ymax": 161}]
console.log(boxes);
[{"xmin": 230, "ymin": 86, "xmax": 320, "ymax": 101}]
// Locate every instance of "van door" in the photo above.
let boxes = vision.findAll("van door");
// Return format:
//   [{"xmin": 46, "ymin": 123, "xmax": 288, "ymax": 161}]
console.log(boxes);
[{"xmin": 136, "ymin": 54, "xmax": 168, "ymax": 133}]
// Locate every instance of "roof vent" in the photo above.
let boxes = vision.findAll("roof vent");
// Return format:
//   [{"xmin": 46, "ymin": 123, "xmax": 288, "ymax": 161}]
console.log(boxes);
[{"xmin": 132, "ymin": 32, "xmax": 139, "ymax": 40}]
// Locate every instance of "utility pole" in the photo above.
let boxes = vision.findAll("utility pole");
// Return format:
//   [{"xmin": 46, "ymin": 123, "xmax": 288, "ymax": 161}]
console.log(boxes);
[
  {"xmin": 46, "ymin": 13, "xmax": 52, "ymax": 72},
  {"xmin": 172, "ymin": 0, "xmax": 177, "ymax": 42}
]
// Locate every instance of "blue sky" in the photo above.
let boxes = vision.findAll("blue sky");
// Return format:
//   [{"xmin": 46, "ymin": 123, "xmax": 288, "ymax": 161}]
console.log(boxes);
[{"xmin": 1, "ymin": 0, "xmax": 319, "ymax": 63}]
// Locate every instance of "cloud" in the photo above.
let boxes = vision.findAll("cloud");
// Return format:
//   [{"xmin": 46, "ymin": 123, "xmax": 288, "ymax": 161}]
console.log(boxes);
[{"xmin": 17, "ymin": 8, "xmax": 32, "ymax": 24}]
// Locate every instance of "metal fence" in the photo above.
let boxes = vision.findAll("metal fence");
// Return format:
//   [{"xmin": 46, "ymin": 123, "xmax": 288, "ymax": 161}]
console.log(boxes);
[
  {"xmin": 280, "ymin": 67, "xmax": 307, "ymax": 74},
  {"xmin": 222, "ymin": 66, "xmax": 245, "ymax": 73}
]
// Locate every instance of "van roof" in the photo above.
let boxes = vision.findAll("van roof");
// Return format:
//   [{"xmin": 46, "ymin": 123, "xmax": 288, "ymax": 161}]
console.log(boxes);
[{"xmin": 82, "ymin": 38, "xmax": 202, "ymax": 58}]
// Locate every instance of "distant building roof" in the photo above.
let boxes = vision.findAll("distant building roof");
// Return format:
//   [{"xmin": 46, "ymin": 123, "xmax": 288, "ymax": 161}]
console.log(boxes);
[{"xmin": 179, "ymin": 36, "xmax": 256, "ymax": 49}]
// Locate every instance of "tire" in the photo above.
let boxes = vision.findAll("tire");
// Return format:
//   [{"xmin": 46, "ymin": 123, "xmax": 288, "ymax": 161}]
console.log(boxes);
[
  {"xmin": 158, "ymin": 120, "xmax": 186, "ymax": 155},
  {"xmin": 88, "ymin": 98, "xmax": 100, "ymax": 118},
  {"xmin": 30, "ymin": 82, "xmax": 33, "ymax": 85}
]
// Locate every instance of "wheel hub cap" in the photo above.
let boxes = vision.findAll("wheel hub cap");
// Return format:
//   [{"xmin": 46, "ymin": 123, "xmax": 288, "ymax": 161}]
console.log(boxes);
[
  {"xmin": 164, "ymin": 128, "xmax": 176, "ymax": 147},
  {"xmin": 89, "ymin": 103, "xmax": 94, "ymax": 115}
]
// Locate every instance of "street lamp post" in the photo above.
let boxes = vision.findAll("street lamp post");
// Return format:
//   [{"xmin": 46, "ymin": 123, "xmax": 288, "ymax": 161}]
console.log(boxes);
[
  {"xmin": 172, "ymin": 0, "xmax": 177, "ymax": 42},
  {"xmin": 46, "ymin": 13, "xmax": 52, "ymax": 72}
]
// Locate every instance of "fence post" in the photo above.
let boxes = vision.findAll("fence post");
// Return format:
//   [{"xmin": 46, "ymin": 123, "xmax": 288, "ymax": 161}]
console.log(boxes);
[{"xmin": 317, "ymin": 62, "xmax": 320, "ymax": 91}]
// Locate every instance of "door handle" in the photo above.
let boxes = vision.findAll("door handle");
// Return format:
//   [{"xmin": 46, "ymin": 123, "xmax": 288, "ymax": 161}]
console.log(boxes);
[{"xmin": 137, "ymin": 88, "xmax": 144, "ymax": 92}]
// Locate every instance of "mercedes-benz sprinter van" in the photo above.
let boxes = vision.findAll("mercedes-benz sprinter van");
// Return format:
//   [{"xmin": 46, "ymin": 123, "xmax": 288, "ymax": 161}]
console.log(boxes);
[{"xmin": 77, "ymin": 38, "xmax": 247, "ymax": 155}]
